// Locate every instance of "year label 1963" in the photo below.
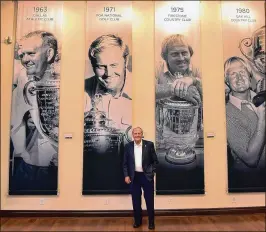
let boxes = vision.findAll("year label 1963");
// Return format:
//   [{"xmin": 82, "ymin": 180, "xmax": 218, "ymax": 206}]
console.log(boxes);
[{"xmin": 33, "ymin": 7, "xmax": 48, "ymax": 12}]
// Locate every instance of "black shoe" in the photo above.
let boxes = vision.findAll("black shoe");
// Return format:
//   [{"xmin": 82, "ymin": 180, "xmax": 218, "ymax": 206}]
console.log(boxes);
[
  {"xmin": 133, "ymin": 222, "xmax": 142, "ymax": 228},
  {"xmin": 148, "ymin": 223, "xmax": 155, "ymax": 230}
]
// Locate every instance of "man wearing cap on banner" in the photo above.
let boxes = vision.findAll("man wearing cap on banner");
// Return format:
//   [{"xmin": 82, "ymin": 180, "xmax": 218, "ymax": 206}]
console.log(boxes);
[
  {"xmin": 10, "ymin": 30, "xmax": 59, "ymax": 192},
  {"xmin": 224, "ymin": 56, "xmax": 265, "ymax": 189},
  {"xmin": 84, "ymin": 34, "xmax": 132, "ymax": 140},
  {"xmin": 123, "ymin": 127, "xmax": 158, "ymax": 230}
]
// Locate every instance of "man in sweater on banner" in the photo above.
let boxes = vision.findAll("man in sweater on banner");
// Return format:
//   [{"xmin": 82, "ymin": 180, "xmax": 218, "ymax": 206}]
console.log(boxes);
[
  {"xmin": 225, "ymin": 56, "xmax": 265, "ymax": 189},
  {"xmin": 155, "ymin": 34, "xmax": 202, "ymax": 104},
  {"xmin": 155, "ymin": 34, "xmax": 203, "ymax": 149}
]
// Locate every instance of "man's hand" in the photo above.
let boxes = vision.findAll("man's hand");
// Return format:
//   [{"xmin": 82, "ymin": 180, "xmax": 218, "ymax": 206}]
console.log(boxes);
[
  {"xmin": 173, "ymin": 76, "xmax": 194, "ymax": 98},
  {"xmin": 176, "ymin": 85, "xmax": 201, "ymax": 105},
  {"xmin": 51, "ymin": 153, "xmax": 58, "ymax": 166},
  {"xmin": 25, "ymin": 113, "xmax": 36, "ymax": 130},
  {"xmin": 125, "ymin": 176, "xmax": 131, "ymax": 184}
]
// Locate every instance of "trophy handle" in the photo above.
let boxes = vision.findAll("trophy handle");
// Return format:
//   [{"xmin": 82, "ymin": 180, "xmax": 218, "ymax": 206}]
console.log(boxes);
[
  {"xmin": 124, "ymin": 125, "xmax": 132, "ymax": 143},
  {"xmin": 239, "ymin": 37, "xmax": 254, "ymax": 63},
  {"xmin": 23, "ymin": 80, "xmax": 36, "ymax": 106}
]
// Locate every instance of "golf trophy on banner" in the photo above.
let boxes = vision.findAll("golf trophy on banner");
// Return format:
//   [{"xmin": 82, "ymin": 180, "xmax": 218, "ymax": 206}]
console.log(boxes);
[
  {"xmin": 156, "ymin": 72, "xmax": 201, "ymax": 165},
  {"xmin": 84, "ymin": 94, "xmax": 131, "ymax": 154},
  {"xmin": 23, "ymin": 77, "xmax": 60, "ymax": 146},
  {"xmin": 239, "ymin": 25, "xmax": 266, "ymax": 107}
]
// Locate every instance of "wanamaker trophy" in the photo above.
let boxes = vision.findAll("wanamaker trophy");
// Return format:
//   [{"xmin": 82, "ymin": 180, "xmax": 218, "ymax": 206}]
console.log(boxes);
[
  {"xmin": 157, "ymin": 96, "xmax": 200, "ymax": 165},
  {"xmin": 23, "ymin": 78, "xmax": 60, "ymax": 146},
  {"xmin": 83, "ymin": 94, "xmax": 131, "ymax": 154}
]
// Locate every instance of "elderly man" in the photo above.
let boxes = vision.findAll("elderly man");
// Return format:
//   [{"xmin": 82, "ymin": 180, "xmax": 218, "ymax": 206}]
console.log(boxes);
[
  {"xmin": 156, "ymin": 34, "xmax": 202, "ymax": 105},
  {"xmin": 123, "ymin": 127, "xmax": 158, "ymax": 230},
  {"xmin": 84, "ymin": 34, "xmax": 132, "ymax": 138},
  {"xmin": 225, "ymin": 56, "xmax": 265, "ymax": 190},
  {"xmin": 10, "ymin": 30, "xmax": 59, "ymax": 193}
]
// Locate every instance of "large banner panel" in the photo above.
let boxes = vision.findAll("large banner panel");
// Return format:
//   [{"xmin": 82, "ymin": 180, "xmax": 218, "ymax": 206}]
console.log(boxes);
[
  {"xmin": 83, "ymin": 1, "xmax": 132, "ymax": 194},
  {"xmin": 155, "ymin": 1, "xmax": 204, "ymax": 194},
  {"xmin": 221, "ymin": 1, "xmax": 266, "ymax": 193},
  {"xmin": 9, "ymin": 1, "xmax": 63, "ymax": 195}
]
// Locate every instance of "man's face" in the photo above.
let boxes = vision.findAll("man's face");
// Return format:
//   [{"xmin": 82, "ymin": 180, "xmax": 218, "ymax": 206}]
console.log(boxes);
[
  {"xmin": 167, "ymin": 44, "xmax": 191, "ymax": 75},
  {"xmin": 18, "ymin": 36, "xmax": 49, "ymax": 78},
  {"xmin": 132, "ymin": 128, "xmax": 143, "ymax": 144},
  {"xmin": 227, "ymin": 61, "xmax": 250, "ymax": 93},
  {"xmin": 94, "ymin": 46, "xmax": 126, "ymax": 91}
]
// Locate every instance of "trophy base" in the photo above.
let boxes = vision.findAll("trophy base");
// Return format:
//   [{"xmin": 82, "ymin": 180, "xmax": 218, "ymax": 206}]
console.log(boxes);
[{"xmin": 165, "ymin": 147, "xmax": 196, "ymax": 165}]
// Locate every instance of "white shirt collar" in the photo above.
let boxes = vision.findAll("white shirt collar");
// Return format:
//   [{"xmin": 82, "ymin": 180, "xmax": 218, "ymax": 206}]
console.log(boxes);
[
  {"xmin": 229, "ymin": 90, "xmax": 256, "ymax": 111},
  {"xmin": 134, "ymin": 140, "xmax": 142, "ymax": 147}
]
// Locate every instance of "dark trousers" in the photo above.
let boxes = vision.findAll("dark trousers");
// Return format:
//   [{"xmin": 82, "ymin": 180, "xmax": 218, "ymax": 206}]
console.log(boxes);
[{"xmin": 131, "ymin": 171, "xmax": 154, "ymax": 224}]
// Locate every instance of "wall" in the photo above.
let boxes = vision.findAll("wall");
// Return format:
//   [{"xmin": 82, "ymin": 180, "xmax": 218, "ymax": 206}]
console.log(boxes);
[{"xmin": 1, "ymin": 1, "xmax": 265, "ymax": 211}]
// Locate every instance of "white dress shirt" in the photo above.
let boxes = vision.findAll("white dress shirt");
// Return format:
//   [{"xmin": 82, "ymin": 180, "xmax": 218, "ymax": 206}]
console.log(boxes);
[{"xmin": 134, "ymin": 141, "xmax": 143, "ymax": 172}]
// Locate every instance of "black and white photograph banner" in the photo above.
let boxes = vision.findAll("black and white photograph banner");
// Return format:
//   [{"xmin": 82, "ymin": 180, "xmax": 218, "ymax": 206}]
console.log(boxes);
[
  {"xmin": 83, "ymin": 1, "xmax": 133, "ymax": 194},
  {"xmin": 221, "ymin": 1, "xmax": 266, "ymax": 193},
  {"xmin": 9, "ymin": 1, "xmax": 63, "ymax": 195},
  {"xmin": 155, "ymin": 1, "xmax": 205, "ymax": 194}
]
